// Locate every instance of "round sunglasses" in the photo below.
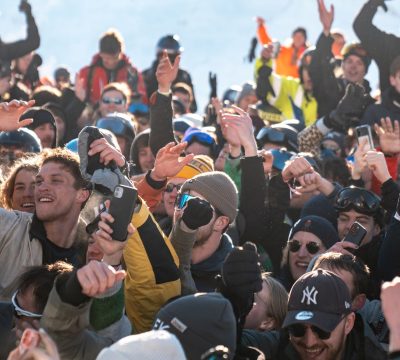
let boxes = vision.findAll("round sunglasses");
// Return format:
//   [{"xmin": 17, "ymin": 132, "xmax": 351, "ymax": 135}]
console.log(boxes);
[{"xmin": 288, "ymin": 239, "xmax": 321, "ymax": 255}]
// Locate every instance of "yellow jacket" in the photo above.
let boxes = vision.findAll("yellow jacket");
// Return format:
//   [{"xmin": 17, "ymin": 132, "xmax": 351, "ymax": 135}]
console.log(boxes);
[
  {"xmin": 124, "ymin": 199, "xmax": 180, "ymax": 333},
  {"xmin": 255, "ymin": 58, "xmax": 318, "ymax": 127}
]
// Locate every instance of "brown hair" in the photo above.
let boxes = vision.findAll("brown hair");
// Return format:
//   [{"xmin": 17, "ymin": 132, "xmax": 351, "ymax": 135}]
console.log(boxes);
[
  {"xmin": 390, "ymin": 55, "xmax": 400, "ymax": 77},
  {"xmin": 262, "ymin": 272, "xmax": 288, "ymax": 329},
  {"xmin": 99, "ymin": 28, "xmax": 125, "ymax": 54},
  {"xmin": 101, "ymin": 82, "xmax": 131, "ymax": 103},
  {"xmin": 40, "ymin": 148, "xmax": 88, "ymax": 190},
  {"xmin": 0, "ymin": 155, "xmax": 40, "ymax": 210}
]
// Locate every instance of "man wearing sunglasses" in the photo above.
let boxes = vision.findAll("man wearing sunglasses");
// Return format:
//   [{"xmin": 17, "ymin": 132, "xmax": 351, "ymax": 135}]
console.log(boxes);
[{"xmin": 242, "ymin": 269, "xmax": 385, "ymax": 360}]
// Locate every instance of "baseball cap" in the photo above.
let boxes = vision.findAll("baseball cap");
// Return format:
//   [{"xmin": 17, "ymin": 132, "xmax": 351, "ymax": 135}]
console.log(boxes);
[{"xmin": 282, "ymin": 269, "xmax": 352, "ymax": 333}]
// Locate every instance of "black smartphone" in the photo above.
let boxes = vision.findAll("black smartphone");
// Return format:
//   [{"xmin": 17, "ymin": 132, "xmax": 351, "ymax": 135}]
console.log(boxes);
[
  {"xmin": 108, "ymin": 185, "xmax": 137, "ymax": 242},
  {"xmin": 342, "ymin": 221, "xmax": 367, "ymax": 246},
  {"xmin": 355, "ymin": 125, "xmax": 374, "ymax": 151}
]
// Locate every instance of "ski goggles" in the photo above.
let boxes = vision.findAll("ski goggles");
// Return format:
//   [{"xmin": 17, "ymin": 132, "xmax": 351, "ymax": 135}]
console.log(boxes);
[{"xmin": 335, "ymin": 187, "xmax": 380, "ymax": 215}]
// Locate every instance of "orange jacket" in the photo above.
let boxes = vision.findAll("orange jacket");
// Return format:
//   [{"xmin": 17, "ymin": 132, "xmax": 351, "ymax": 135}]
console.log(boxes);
[
  {"xmin": 257, "ymin": 23, "xmax": 307, "ymax": 79},
  {"xmin": 78, "ymin": 53, "xmax": 148, "ymax": 105}
]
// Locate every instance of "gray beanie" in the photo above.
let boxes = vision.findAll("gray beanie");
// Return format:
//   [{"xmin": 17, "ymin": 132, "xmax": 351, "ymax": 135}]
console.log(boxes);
[
  {"xmin": 235, "ymin": 81, "xmax": 256, "ymax": 105},
  {"xmin": 180, "ymin": 171, "xmax": 238, "ymax": 223},
  {"xmin": 153, "ymin": 293, "xmax": 236, "ymax": 360}
]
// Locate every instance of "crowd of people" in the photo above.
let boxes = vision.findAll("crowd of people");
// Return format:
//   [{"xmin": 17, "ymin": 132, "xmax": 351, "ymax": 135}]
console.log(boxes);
[{"xmin": 2, "ymin": 0, "xmax": 400, "ymax": 359}]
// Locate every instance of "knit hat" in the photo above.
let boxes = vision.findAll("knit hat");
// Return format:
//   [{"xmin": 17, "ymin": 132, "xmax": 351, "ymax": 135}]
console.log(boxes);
[
  {"xmin": 174, "ymin": 155, "xmax": 214, "ymax": 180},
  {"xmin": 21, "ymin": 107, "xmax": 56, "ymax": 131},
  {"xmin": 341, "ymin": 43, "xmax": 371, "ymax": 72},
  {"xmin": 153, "ymin": 293, "xmax": 236, "ymax": 360},
  {"xmin": 235, "ymin": 81, "xmax": 256, "ymax": 106},
  {"xmin": 289, "ymin": 215, "xmax": 339, "ymax": 249},
  {"xmin": 180, "ymin": 171, "xmax": 238, "ymax": 223},
  {"xmin": 301, "ymin": 195, "xmax": 338, "ymax": 229},
  {"xmin": 282, "ymin": 269, "xmax": 352, "ymax": 333},
  {"xmin": 96, "ymin": 330, "xmax": 186, "ymax": 360}
]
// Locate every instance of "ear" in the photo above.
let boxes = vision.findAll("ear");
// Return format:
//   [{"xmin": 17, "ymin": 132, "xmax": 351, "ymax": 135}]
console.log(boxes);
[
  {"xmin": 390, "ymin": 75, "xmax": 396, "ymax": 87},
  {"xmin": 373, "ymin": 222, "xmax": 381, "ymax": 237},
  {"xmin": 259, "ymin": 317, "xmax": 276, "ymax": 332},
  {"xmin": 76, "ymin": 189, "xmax": 90, "ymax": 204},
  {"xmin": 351, "ymin": 293, "xmax": 366, "ymax": 311},
  {"xmin": 344, "ymin": 312, "xmax": 355, "ymax": 336},
  {"xmin": 213, "ymin": 215, "xmax": 230, "ymax": 232}
]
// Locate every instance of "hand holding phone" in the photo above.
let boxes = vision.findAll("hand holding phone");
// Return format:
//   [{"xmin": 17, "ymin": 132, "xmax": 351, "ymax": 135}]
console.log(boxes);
[
  {"xmin": 342, "ymin": 221, "xmax": 367, "ymax": 247},
  {"xmin": 356, "ymin": 125, "xmax": 374, "ymax": 152}
]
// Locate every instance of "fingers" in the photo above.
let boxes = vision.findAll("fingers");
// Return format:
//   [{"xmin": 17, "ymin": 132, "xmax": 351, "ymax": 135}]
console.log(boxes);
[{"xmin": 38, "ymin": 328, "xmax": 60, "ymax": 358}]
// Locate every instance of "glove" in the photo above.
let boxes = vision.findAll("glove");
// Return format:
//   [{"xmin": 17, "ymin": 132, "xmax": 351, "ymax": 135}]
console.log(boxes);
[
  {"xmin": 256, "ymin": 64, "xmax": 274, "ymax": 101},
  {"xmin": 324, "ymin": 83, "xmax": 369, "ymax": 133},
  {"xmin": 221, "ymin": 242, "xmax": 262, "ymax": 299},
  {"xmin": 209, "ymin": 72, "xmax": 217, "ymax": 99},
  {"xmin": 247, "ymin": 37, "xmax": 258, "ymax": 63},
  {"xmin": 182, "ymin": 197, "xmax": 214, "ymax": 230},
  {"xmin": 371, "ymin": 0, "xmax": 390, "ymax": 12},
  {"xmin": 19, "ymin": 0, "xmax": 32, "ymax": 16}
]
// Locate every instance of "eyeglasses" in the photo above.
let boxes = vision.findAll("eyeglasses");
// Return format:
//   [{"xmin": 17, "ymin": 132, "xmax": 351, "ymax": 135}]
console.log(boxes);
[
  {"xmin": 288, "ymin": 239, "xmax": 321, "ymax": 255},
  {"xmin": 165, "ymin": 183, "xmax": 182, "ymax": 193},
  {"xmin": 288, "ymin": 323, "xmax": 331, "ymax": 340},
  {"xmin": 11, "ymin": 291, "xmax": 42, "ymax": 319},
  {"xmin": 335, "ymin": 187, "xmax": 380, "ymax": 215},
  {"xmin": 101, "ymin": 97, "xmax": 126, "ymax": 105},
  {"xmin": 175, "ymin": 192, "xmax": 196, "ymax": 209}
]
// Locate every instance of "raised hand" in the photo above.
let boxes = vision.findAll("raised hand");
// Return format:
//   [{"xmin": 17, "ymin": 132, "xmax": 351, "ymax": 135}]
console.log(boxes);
[
  {"xmin": 0, "ymin": 100, "xmax": 35, "ymax": 131},
  {"xmin": 365, "ymin": 150, "xmax": 391, "ymax": 184},
  {"xmin": 381, "ymin": 277, "xmax": 400, "ymax": 353},
  {"xmin": 76, "ymin": 260, "xmax": 126, "ymax": 297},
  {"xmin": 74, "ymin": 73, "xmax": 86, "ymax": 103},
  {"xmin": 351, "ymin": 137, "xmax": 369, "ymax": 180},
  {"xmin": 281, "ymin": 155, "xmax": 314, "ymax": 183},
  {"xmin": 317, "ymin": 0, "xmax": 334, "ymax": 36},
  {"xmin": 221, "ymin": 105, "xmax": 257, "ymax": 156},
  {"xmin": 156, "ymin": 50, "xmax": 180, "ymax": 93},
  {"xmin": 258, "ymin": 149, "xmax": 274, "ymax": 174},
  {"xmin": 88, "ymin": 138, "xmax": 125, "ymax": 167},
  {"xmin": 181, "ymin": 197, "xmax": 214, "ymax": 230},
  {"xmin": 374, "ymin": 117, "xmax": 400, "ymax": 155},
  {"xmin": 151, "ymin": 142, "xmax": 194, "ymax": 181}
]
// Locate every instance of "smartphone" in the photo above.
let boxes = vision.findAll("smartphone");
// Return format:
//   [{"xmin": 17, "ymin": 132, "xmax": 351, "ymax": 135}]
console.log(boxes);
[
  {"xmin": 356, "ymin": 125, "xmax": 374, "ymax": 151},
  {"xmin": 271, "ymin": 41, "xmax": 281, "ymax": 58},
  {"xmin": 108, "ymin": 185, "xmax": 137, "ymax": 241},
  {"xmin": 342, "ymin": 221, "xmax": 367, "ymax": 246}
]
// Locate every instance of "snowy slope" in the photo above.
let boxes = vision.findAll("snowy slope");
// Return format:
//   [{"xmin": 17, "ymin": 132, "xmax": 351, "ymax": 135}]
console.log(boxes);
[{"xmin": 0, "ymin": 0, "xmax": 399, "ymax": 111}]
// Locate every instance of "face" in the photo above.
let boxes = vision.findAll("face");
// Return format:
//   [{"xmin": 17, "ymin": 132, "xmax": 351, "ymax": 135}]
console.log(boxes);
[
  {"xmin": 138, "ymin": 146, "xmax": 155, "ymax": 173},
  {"xmin": 34, "ymin": 162, "xmax": 86, "ymax": 222},
  {"xmin": 290, "ymin": 315, "xmax": 354, "ymax": 360},
  {"xmin": 332, "ymin": 34, "xmax": 345, "ymax": 57},
  {"xmin": 99, "ymin": 89, "xmax": 127, "ymax": 116},
  {"xmin": 342, "ymin": 55, "xmax": 366, "ymax": 84},
  {"xmin": 86, "ymin": 236, "xmax": 103, "ymax": 262},
  {"xmin": 163, "ymin": 178, "xmax": 186, "ymax": 217},
  {"xmin": 0, "ymin": 76, "xmax": 11, "ymax": 95},
  {"xmin": 337, "ymin": 209, "xmax": 379, "ymax": 245},
  {"xmin": 12, "ymin": 169, "xmax": 36, "ymax": 213},
  {"xmin": 186, "ymin": 142, "xmax": 213, "ymax": 157},
  {"xmin": 173, "ymin": 91, "xmax": 191, "ymax": 113},
  {"xmin": 244, "ymin": 281, "xmax": 274, "ymax": 330},
  {"xmin": 17, "ymin": 52, "xmax": 34, "ymax": 74},
  {"xmin": 34, "ymin": 123, "xmax": 55, "ymax": 148},
  {"xmin": 14, "ymin": 287, "xmax": 41, "ymax": 332},
  {"xmin": 289, "ymin": 231, "xmax": 326, "ymax": 281},
  {"xmin": 302, "ymin": 68, "xmax": 313, "ymax": 92},
  {"xmin": 116, "ymin": 136, "xmax": 128, "ymax": 157},
  {"xmin": 238, "ymin": 92, "xmax": 258, "ymax": 112},
  {"xmin": 99, "ymin": 52, "xmax": 121, "ymax": 70},
  {"xmin": 390, "ymin": 72, "xmax": 400, "ymax": 94},
  {"xmin": 293, "ymin": 32, "xmax": 306, "ymax": 49}
]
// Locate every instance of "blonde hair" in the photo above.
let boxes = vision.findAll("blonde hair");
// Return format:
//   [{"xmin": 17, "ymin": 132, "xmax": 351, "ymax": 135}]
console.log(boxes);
[{"xmin": 262, "ymin": 273, "xmax": 288, "ymax": 329}]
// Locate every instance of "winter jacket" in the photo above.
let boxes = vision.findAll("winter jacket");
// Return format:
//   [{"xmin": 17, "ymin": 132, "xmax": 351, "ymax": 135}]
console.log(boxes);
[
  {"xmin": 257, "ymin": 23, "xmax": 307, "ymax": 79},
  {"xmin": 241, "ymin": 313, "xmax": 386, "ymax": 359},
  {"xmin": 143, "ymin": 59, "xmax": 197, "ymax": 113},
  {"xmin": 78, "ymin": 53, "xmax": 147, "ymax": 106},
  {"xmin": 0, "ymin": 11, "xmax": 40, "ymax": 61},
  {"xmin": 254, "ymin": 58, "xmax": 318, "ymax": 126},
  {"xmin": 353, "ymin": 0, "xmax": 400, "ymax": 93}
]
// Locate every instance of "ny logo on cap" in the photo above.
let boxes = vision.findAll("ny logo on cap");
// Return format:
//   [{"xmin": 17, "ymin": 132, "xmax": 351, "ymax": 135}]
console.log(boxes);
[{"xmin": 301, "ymin": 286, "xmax": 318, "ymax": 305}]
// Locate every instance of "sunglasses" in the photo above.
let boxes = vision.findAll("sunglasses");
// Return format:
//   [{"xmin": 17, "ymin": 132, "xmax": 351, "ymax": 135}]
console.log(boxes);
[
  {"xmin": 175, "ymin": 192, "xmax": 196, "ymax": 209},
  {"xmin": 11, "ymin": 291, "xmax": 42, "ymax": 319},
  {"xmin": 101, "ymin": 97, "xmax": 126, "ymax": 105},
  {"xmin": 288, "ymin": 323, "xmax": 331, "ymax": 340},
  {"xmin": 335, "ymin": 187, "xmax": 380, "ymax": 215},
  {"xmin": 165, "ymin": 183, "xmax": 182, "ymax": 193},
  {"xmin": 288, "ymin": 239, "xmax": 321, "ymax": 255}
]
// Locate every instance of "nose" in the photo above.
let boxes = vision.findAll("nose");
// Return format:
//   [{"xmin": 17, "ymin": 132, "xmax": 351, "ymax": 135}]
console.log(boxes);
[
  {"xmin": 298, "ymin": 244, "xmax": 309, "ymax": 258},
  {"xmin": 303, "ymin": 327, "xmax": 319, "ymax": 348}
]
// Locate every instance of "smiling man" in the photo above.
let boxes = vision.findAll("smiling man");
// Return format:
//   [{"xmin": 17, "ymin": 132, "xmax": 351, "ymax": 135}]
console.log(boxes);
[{"xmin": 0, "ymin": 146, "xmax": 90, "ymax": 301}]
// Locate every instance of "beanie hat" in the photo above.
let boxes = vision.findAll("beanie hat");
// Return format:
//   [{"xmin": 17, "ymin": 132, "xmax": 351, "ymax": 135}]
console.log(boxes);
[
  {"xmin": 341, "ymin": 43, "xmax": 371, "ymax": 72},
  {"xmin": 301, "ymin": 195, "xmax": 338, "ymax": 229},
  {"xmin": 180, "ymin": 171, "xmax": 238, "ymax": 223},
  {"xmin": 21, "ymin": 107, "xmax": 56, "ymax": 131},
  {"xmin": 153, "ymin": 293, "xmax": 236, "ymax": 360},
  {"xmin": 235, "ymin": 81, "xmax": 256, "ymax": 106},
  {"xmin": 174, "ymin": 155, "xmax": 214, "ymax": 180},
  {"xmin": 97, "ymin": 330, "xmax": 186, "ymax": 360},
  {"xmin": 289, "ymin": 215, "xmax": 339, "ymax": 249}
]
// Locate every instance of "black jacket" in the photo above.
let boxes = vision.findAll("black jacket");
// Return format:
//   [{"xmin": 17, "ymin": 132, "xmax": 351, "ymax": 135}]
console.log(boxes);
[{"xmin": 353, "ymin": 0, "xmax": 400, "ymax": 93}]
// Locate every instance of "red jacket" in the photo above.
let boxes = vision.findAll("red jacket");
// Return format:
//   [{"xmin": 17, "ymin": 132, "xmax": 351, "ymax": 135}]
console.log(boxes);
[{"xmin": 78, "ymin": 53, "xmax": 148, "ymax": 105}]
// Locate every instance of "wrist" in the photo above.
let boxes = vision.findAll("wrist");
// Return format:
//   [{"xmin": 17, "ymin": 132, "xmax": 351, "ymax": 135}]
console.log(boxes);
[
  {"xmin": 243, "ymin": 142, "xmax": 258, "ymax": 157},
  {"xmin": 103, "ymin": 252, "xmax": 123, "ymax": 267},
  {"xmin": 150, "ymin": 168, "xmax": 167, "ymax": 182},
  {"xmin": 158, "ymin": 86, "xmax": 171, "ymax": 95},
  {"xmin": 229, "ymin": 145, "xmax": 241, "ymax": 158},
  {"xmin": 179, "ymin": 219, "xmax": 197, "ymax": 233},
  {"xmin": 376, "ymin": 171, "xmax": 391, "ymax": 184},
  {"xmin": 389, "ymin": 331, "xmax": 400, "ymax": 354}
]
